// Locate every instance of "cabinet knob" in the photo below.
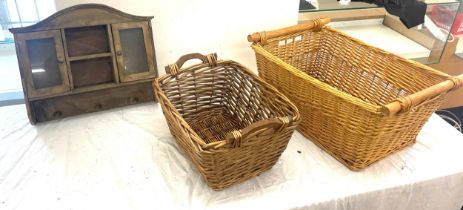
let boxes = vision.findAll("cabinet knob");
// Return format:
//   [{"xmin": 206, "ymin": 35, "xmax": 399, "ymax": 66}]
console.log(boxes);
[
  {"xmin": 95, "ymin": 103, "xmax": 103, "ymax": 109},
  {"xmin": 131, "ymin": 97, "xmax": 139, "ymax": 103},
  {"xmin": 53, "ymin": 111, "xmax": 62, "ymax": 117},
  {"xmin": 57, "ymin": 58, "xmax": 65, "ymax": 64},
  {"xmin": 116, "ymin": 51, "xmax": 122, "ymax": 56}
]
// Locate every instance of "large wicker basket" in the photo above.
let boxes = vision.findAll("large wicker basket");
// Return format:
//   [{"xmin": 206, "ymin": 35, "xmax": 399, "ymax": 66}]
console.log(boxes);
[
  {"xmin": 153, "ymin": 53, "xmax": 300, "ymax": 190},
  {"xmin": 248, "ymin": 18, "xmax": 463, "ymax": 170}
]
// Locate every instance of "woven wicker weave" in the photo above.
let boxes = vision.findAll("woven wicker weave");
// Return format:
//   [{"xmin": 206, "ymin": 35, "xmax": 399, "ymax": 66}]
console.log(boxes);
[
  {"xmin": 248, "ymin": 18, "xmax": 463, "ymax": 170},
  {"xmin": 153, "ymin": 53, "xmax": 300, "ymax": 190}
]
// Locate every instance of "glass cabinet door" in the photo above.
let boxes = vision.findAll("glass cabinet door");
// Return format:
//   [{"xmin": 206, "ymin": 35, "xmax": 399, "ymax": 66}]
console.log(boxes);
[
  {"xmin": 15, "ymin": 30, "xmax": 70, "ymax": 98},
  {"xmin": 111, "ymin": 22, "xmax": 156, "ymax": 82}
]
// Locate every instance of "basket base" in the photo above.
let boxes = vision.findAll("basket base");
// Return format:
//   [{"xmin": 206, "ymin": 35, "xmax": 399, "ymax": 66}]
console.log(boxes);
[
  {"xmin": 187, "ymin": 107, "xmax": 246, "ymax": 143},
  {"xmin": 297, "ymin": 128, "xmax": 417, "ymax": 171}
]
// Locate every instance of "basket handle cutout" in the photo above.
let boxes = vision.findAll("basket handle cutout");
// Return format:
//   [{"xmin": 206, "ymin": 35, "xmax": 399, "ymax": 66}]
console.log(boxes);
[
  {"xmin": 383, "ymin": 74, "xmax": 463, "ymax": 116},
  {"xmin": 247, "ymin": 18, "xmax": 331, "ymax": 44},
  {"xmin": 165, "ymin": 53, "xmax": 218, "ymax": 75},
  {"xmin": 226, "ymin": 117, "xmax": 291, "ymax": 148}
]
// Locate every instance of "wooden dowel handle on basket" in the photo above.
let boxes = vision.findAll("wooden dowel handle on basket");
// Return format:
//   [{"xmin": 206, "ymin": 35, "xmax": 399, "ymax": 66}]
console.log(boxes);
[
  {"xmin": 225, "ymin": 117, "xmax": 291, "ymax": 148},
  {"xmin": 165, "ymin": 53, "xmax": 218, "ymax": 74},
  {"xmin": 383, "ymin": 74, "xmax": 463, "ymax": 116},
  {"xmin": 247, "ymin": 18, "xmax": 331, "ymax": 43}
]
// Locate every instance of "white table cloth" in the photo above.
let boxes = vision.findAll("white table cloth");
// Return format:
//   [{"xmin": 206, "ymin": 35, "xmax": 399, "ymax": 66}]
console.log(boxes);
[{"xmin": 1, "ymin": 103, "xmax": 462, "ymax": 210}]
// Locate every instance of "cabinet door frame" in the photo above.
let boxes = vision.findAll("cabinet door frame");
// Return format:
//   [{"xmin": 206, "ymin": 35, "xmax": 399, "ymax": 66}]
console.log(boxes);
[
  {"xmin": 111, "ymin": 21, "xmax": 156, "ymax": 82},
  {"xmin": 15, "ymin": 30, "xmax": 70, "ymax": 98}
]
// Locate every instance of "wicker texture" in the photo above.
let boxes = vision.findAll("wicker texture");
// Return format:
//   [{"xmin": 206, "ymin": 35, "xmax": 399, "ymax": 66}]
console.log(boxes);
[
  {"xmin": 249, "ymin": 19, "xmax": 463, "ymax": 170},
  {"xmin": 153, "ymin": 53, "xmax": 300, "ymax": 190}
]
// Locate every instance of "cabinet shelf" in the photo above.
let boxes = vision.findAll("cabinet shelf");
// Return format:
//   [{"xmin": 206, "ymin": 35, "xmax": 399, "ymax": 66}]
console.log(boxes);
[
  {"xmin": 64, "ymin": 25, "xmax": 111, "ymax": 57},
  {"xmin": 69, "ymin": 56, "xmax": 116, "ymax": 88},
  {"xmin": 68, "ymin": 52, "xmax": 113, "ymax": 61}
]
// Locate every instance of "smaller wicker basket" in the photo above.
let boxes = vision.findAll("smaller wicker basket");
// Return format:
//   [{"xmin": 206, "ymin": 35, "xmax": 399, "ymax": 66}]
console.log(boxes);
[{"xmin": 153, "ymin": 53, "xmax": 300, "ymax": 190}]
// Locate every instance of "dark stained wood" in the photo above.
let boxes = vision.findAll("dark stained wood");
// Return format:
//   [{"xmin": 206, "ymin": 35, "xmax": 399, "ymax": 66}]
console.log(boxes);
[
  {"xmin": 14, "ymin": 30, "xmax": 71, "ymax": 98},
  {"xmin": 61, "ymin": 28, "xmax": 74, "ymax": 90},
  {"xmin": 106, "ymin": 24, "xmax": 120, "ymax": 84},
  {"xmin": 9, "ymin": 4, "xmax": 158, "ymax": 124},
  {"xmin": 70, "ymin": 57, "xmax": 115, "ymax": 88},
  {"xmin": 65, "ymin": 25, "xmax": 110, "ymax": 56},
  {"xmin": 112, "ymin": 22, "xmax": 157, "ymax": 82},
  {"xmin": 9, "ymin": 4, "xmax": 153, "ymax": 33},
  {"xmin": 147, "ymin": 21, "xmax": 159, "ymax": 79},
  {"xmin": 28, "ymin": 78, "xmax": 156, "ymax": 101},
  {"xmin": 68, "ymin": 52, "xmax": 112, "ymax": 61},
  {"xmin": 21, "ymin": 79, "xmax": 37, "ymax": 124},
  {"xmin": 32, "ymin": 82, "xmax": 154, "ymax": 122}
]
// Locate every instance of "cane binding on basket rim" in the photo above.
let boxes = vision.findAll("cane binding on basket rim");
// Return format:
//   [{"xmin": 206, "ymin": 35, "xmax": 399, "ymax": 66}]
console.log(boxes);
[
  {"xmin": 153, "ymin": 52, "xmax": 300, "ymax": 189},
  {"xmin": 248, "ymin": 18, "xmax": 463, "ymax": 170}
]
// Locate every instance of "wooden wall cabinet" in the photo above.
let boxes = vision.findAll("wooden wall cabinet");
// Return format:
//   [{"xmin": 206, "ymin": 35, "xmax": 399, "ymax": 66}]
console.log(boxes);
[{"xmin": 9, "ymin": 4, "xmax": 158, "ymax": 124}]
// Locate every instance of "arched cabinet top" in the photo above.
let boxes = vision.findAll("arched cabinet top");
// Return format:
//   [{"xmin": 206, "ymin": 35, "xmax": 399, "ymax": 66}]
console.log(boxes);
[{"xmin": 9, "ymin": 4, "xmax": 153, "ymax": 33}]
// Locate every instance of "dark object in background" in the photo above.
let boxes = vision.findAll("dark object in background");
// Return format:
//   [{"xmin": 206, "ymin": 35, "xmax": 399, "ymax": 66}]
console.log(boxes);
[
  {"xmin": 299, "ymin": 0, "xmax": 316, "ymax": 10},
  {"xmin": 338, "ymin": 0, "xmax": 427, "ymax": 28},
  {"xmin": 437, "ymin": 107, "xmax": 463, "ymax": 133},
  {"xmin": 384, "ymin": 0, "xmax": 427, "ymax": 28},
  {"xmin": 440, "ymin": 107, "xmax": 463, "ymax": 121},
  {"xmin": 351, "ymin": 0, "xmax": 384, "ymax": 5}
]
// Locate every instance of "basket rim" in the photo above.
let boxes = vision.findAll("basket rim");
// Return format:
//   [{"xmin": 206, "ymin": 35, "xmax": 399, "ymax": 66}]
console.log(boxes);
[
  {"xmin": 154, "ymin": 59, "xmax": 300, "ymax": 151},
  {"xmin": 251, "ymin": 25, "xmax": 451, "ymax": 115}
]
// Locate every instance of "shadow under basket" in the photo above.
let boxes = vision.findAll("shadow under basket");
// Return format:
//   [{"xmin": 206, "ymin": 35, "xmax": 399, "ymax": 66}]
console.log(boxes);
[
  {"xmin": 248, "ymin": 18, "xmax": 463, "ymax": 170},
  {"xmin": 153, "ymin": 53, "xmax": 300, "ymax": 190}
]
